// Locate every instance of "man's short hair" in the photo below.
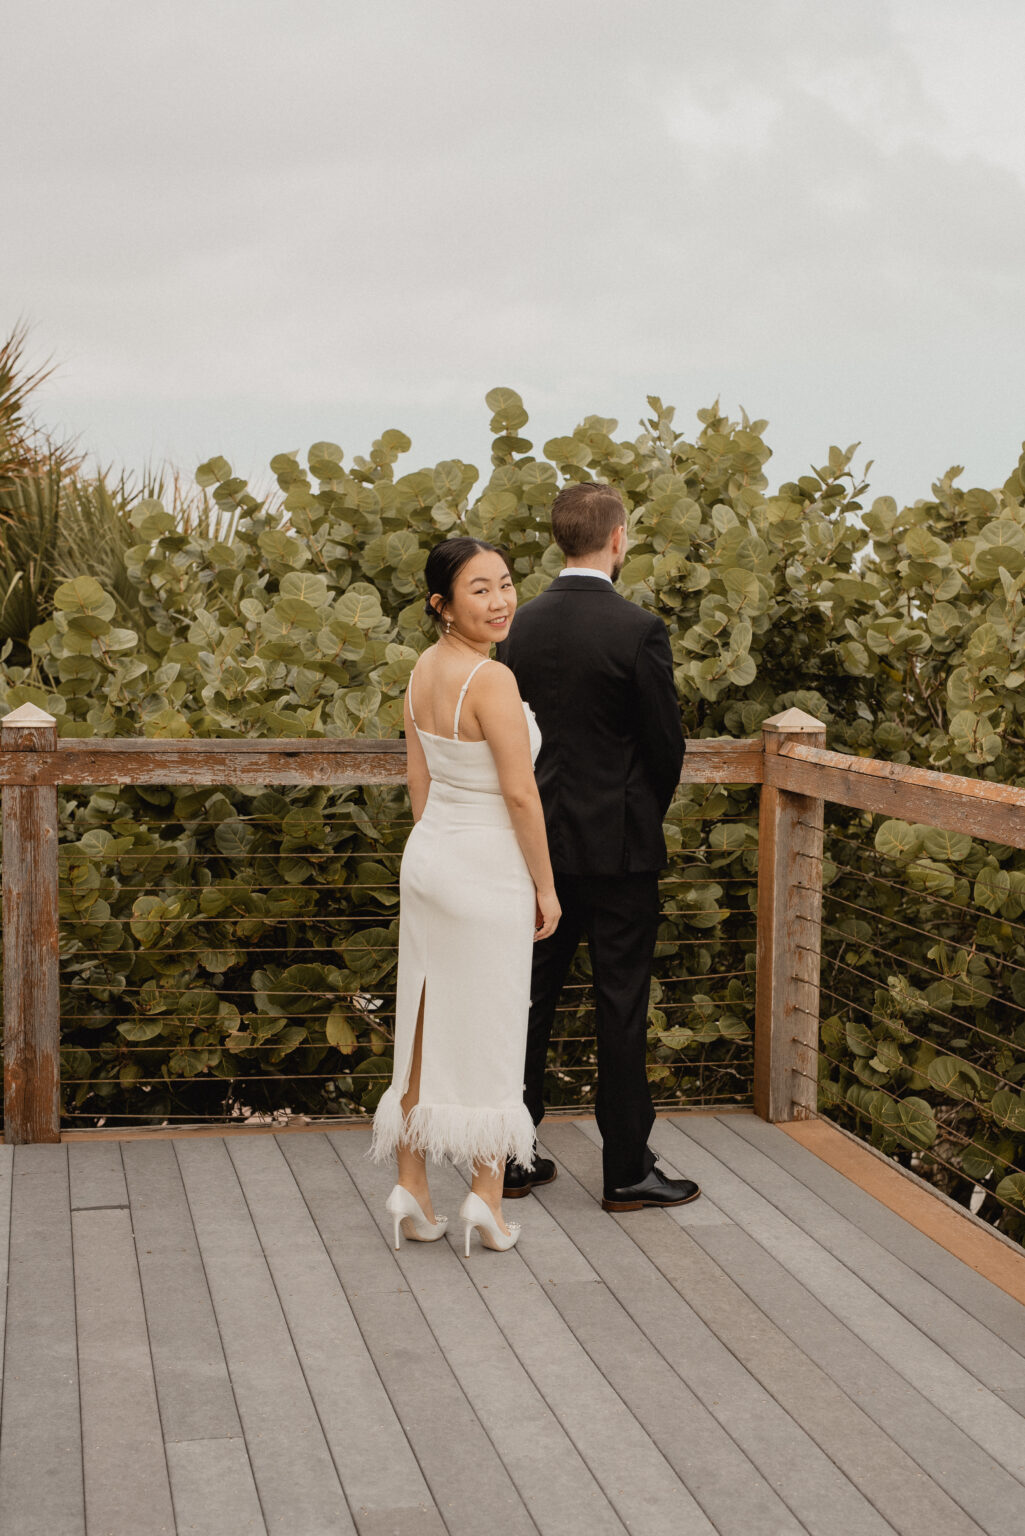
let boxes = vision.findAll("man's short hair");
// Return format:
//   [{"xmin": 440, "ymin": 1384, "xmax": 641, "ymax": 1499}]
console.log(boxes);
[{"xmin": 550, "ymin": 482, "xmax": 626, "ymax": 558}]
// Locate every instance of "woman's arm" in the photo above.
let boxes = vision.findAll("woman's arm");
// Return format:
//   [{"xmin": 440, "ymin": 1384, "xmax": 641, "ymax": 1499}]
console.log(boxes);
[
  {"xmin": 470, "ymin": 664, "xmax": 560, "ymax": 939},
  {"xmin": 404, "ymin": 686, "xmax": 432, "ymax": 822}
]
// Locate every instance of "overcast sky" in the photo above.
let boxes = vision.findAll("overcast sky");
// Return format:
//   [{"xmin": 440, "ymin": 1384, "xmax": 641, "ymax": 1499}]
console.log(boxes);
[{"xmin": 5, "ymin": 0, "xmax": 1025, "ymax": 507}]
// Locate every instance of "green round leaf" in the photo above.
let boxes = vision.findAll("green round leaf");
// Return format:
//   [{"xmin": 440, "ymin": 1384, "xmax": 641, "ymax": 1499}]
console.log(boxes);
[
  {"xmin": 920, "ymin": 826, "xmax": 973, "ymax": 863},
  {"xmin": 195, "ymin": 456, "xmax": 233, "ymax": 487},
  {"xmin": 485, "ymin": 387, "xmax": 528, "ymax": 433},
  {"xmin": 326, "ymin": 1007, "xmax": 358, "ymax": 1053},
  {"xmin": 927, "ymin": 1055, "xmax": 980, "ymax": 1096},
  {"xmin": 994, "ymin": 1172, "xmax": 1025, "ymax": 1211},
  {"xmin": 53, "ymin": 576, "xmax": 116, "ymax": 623},
  {"xmin": 279, "ymin": 571, "xmax": 329, "ymax": 608},
  {"xmin": 989, "ymin": 1089, "xmax": 1025, "ymax": 1132},
  {"xmin": 874, "ymin": 820, "xmax": 922, "ymax": 861}
]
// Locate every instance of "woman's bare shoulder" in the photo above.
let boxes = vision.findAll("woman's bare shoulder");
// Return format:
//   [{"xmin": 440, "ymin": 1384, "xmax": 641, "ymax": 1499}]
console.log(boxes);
[
  {"xmin": 408, "ymin": 646, "xmax": 440, "ymax": 690},
  {"xmin": 476, "ymin": 657, "xmax": 522, "ymax": 699}
]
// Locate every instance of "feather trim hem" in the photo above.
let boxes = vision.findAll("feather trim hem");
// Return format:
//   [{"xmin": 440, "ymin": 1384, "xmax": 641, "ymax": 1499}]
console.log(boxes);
[{"xmin": 370, "ymin": 1089, "xmax": 536, "ymax": 1173}]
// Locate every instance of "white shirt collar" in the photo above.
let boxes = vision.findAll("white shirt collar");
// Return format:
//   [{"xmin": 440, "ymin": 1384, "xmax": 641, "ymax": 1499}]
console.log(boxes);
[{"xmin": 557, "ymin": 566, "xmax": 613, "ymax": 585}]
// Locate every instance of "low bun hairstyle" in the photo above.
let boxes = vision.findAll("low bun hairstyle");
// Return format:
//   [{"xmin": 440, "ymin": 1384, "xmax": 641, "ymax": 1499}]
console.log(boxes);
[{"xmin": 423, "ymin": 537, "xmax": 511, "ymax": 626}]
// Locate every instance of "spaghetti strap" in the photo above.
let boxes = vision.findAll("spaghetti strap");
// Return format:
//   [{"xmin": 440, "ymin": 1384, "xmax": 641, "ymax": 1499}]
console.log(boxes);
[{"xmin": 453, "ymin": 658, "xmax": 491, "ymax": 740}]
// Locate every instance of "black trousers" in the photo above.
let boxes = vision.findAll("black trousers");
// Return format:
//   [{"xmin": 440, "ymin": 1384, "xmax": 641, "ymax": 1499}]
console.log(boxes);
[{"xmin": 524, "ymin": 870, "xmax": 659, "ymax": 1192}]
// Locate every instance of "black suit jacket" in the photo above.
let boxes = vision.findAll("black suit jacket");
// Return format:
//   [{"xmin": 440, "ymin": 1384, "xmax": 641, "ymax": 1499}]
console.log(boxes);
[{"xmin": 498, "ymin": 574, "xmax": 685, "ymax": 874}]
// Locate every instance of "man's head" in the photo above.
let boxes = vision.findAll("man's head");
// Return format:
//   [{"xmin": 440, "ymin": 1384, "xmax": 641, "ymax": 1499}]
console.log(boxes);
[{"xmin": 550, "ymin": 482, "xmax": 628, "ymax": 580}]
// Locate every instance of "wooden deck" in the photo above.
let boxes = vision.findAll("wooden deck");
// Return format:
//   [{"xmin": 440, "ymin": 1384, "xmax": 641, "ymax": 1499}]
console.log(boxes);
[{"xmin": 1, "ymin": 1114, "xmax": 1024, "ymax": 1536}]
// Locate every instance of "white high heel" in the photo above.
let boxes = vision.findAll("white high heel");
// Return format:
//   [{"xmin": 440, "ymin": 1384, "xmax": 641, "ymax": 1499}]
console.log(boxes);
[
  {"xmin": 385, "ymin": 1184, "xmax": 449, "ymax": 1249},
  {"xmin": 460, "ymin": 1191, "xmax": 521, "ymax": 1255}
]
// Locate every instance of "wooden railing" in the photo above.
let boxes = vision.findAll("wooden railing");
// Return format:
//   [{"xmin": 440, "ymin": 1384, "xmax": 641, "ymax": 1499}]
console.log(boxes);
[{"xmin": 2, "ymin": 699, "xmax": 1025, "ymax": 1144}]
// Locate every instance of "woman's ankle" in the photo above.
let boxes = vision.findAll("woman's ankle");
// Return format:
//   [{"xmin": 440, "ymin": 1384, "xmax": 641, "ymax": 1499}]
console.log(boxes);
[{"xmin": 471, "ymin": 1190, "xmax": 509, "ymax": 1231}]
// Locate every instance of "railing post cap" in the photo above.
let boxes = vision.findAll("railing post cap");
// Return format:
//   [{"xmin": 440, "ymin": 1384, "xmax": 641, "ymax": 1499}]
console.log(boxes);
[
  {"xmin": 761, "ymin": 706, "xmax": 827, "ymax": 734},
  {"xmin": 2, "ymin": 703, "xmax": 58, "ymax": 728}
]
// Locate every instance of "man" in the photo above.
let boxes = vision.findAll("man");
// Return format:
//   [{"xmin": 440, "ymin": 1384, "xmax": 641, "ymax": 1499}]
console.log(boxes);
[{"xmin": 498, "ymin": 482, "xmax": 700, "ymax": 1210}]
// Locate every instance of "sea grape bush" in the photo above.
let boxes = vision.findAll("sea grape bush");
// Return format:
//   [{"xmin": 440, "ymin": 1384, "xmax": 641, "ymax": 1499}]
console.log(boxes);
[{"xmin": 4, "ymin": 388, "xmax": 1025, "ymax": 1236}]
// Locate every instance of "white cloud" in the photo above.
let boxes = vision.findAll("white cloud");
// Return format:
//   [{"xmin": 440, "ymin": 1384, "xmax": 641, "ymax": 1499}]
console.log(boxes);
[{"xmin": 3, "ymin": 0, "xmax": 1024, "ymax": 504}]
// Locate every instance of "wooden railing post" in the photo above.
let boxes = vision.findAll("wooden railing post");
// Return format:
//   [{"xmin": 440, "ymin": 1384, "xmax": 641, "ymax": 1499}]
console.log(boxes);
[
  {"xmin": 754, "ymin": 707, "xmax": 826, "ymax": 1122},
  {"xmin": 2, "ymin": 704, "xmax": 60, "ymax": 1143}
]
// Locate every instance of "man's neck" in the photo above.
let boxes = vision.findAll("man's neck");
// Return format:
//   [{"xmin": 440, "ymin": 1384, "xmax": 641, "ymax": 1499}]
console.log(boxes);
[{"xmin": 565, "ymin": 557, "xmax": 615, "ymax": 577}]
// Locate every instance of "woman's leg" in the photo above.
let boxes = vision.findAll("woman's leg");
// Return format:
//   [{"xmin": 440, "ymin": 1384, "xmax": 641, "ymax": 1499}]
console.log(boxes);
[
  {"xmin": 471, "ymin": 1159, "xmax": 510, "ymax": 1235},
  {"xmin": 396, "ymin": 986, "xmax": 437, "ymax": 1221}
]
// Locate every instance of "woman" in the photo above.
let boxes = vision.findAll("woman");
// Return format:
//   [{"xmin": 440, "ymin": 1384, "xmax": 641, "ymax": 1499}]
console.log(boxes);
[{"xmin": 370, "ymin": 537, "xmax": 560, "ymax": 1254}]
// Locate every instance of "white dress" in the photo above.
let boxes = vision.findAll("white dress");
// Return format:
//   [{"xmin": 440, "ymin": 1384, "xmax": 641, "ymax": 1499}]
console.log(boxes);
[{"xmin": 370, "ymin": 658, "xmax": 542, "ymax": 1172}]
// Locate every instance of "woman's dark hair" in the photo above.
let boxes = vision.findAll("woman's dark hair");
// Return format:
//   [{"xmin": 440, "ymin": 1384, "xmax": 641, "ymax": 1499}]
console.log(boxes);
[{"xmin": 423, "ymin": 537, "xmax": 511, "ymax": 625}]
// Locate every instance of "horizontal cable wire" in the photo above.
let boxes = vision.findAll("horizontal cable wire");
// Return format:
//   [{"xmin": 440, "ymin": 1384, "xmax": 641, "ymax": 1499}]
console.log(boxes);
[
  {"xmin": 802, "ymin": 884, "xmax": 1025, "ymax": 978},
  {"xmin": 810, "ymin": 1042, "xmax": 1025, "ymax": 1176},
  {"xmin": 60, "ymin": 929, "xmax": 749, "ymax": 949},
  {"xmin": 59, "ymin": 957, "xmax": 756, "ymax": 985},
  {"xmin": 65, "ymin": 1072, "xmax": 399, "ymax": 1084},
  {"xmin": 63, "ymin": 886, "xmax": 762, "ymax": 906},
  {"xmin": 60, "ymin": 984, "xmax": 757, "ymax": 1009},
  {"xmin": 812, "ymin": 830, "xmax": 1025, "ymax": 942},
  {"xmin": 803, "ymin": 1045, "xmax": 1025, "ymax": 1199},
  {"xmin": 792, "ymin": 1003, "xmax": 1024, "ymax": 1098},
  {"xmin": 791, "ymin": 1062, "xmax": 1025, "ymax": 1225},
  {"xmin": 64, "ymin": 1060, "xmax": 754, "ymax": 1085},
  {"xmin": 814, "ymin": 977, "xmax": 1025, "ymax": 1068},
  {"xmin": 58, "ymin": 810, "xmax": 755, "ymax": 829},
  {"xmin": 66, "ymin": 1041, "xmax": 753, "ymax": 1060},
  {"xmin": 63, "ymin": 855, "xmax": 756, "ymax": 883},
  {"xmin": 811, "ymin": 914, "xmax": 1025, "ymax": 1019},
  {"xmin": 57, "ymin": 1095, "xmax": 754, "ymax": 1121},
  {"xmin": 805, "ymin": 951, "xmax": 1025, "ymax": 1060},
  {"xmin": 802, "ymin": 949, "xmax": 1025, "ymax": 1060}
]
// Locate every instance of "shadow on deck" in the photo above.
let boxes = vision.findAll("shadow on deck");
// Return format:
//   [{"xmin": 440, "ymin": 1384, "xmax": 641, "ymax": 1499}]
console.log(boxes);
[{"xmin": 1, "ymin": 1112, "xmax": 1024, "ymax": 1536}]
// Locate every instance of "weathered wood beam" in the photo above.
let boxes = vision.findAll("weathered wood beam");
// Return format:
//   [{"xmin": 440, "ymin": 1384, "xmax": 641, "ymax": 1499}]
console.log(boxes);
[
  {"xmin": 754, "ymin": 708, "xmax": 826, "ymax": 1124},
  {"xmin": 0, "ymin": 733, "xmax": 764, "ymax": 788},
  {"xmin": 0, "ymin": 738, "xmax": 407, "ymax": 787},
  {"xmin": 2, "ymin": 705, "xmax": 60, "ymax": 1143},
  {"xmin": 772, "ymin": 742, "xmax": 1025, "ymax": 850},
  {"xmin": 679, "ymin": 736, "xmax": 763, "ymax": 784}
]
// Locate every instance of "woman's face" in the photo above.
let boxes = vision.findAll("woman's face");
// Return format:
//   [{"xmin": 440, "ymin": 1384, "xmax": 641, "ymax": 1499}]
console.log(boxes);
[{"xmin": 440, "ymin": 550, "xmax": 517, "ymax": 642}]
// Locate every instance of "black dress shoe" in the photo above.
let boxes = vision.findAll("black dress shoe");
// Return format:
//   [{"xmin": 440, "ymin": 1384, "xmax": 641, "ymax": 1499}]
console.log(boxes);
[
  {"xmin": 602, "ymin": 1165, "xmax": 701, "ymax": 1212},
  {"xmin": 503, "ymin": 1156, "xmax": 557, "ymax": 1199}
]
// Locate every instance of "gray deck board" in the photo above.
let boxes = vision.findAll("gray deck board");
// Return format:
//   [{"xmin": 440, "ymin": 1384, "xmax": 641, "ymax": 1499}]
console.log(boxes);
[
  {"xmin": 0, "ymin": 1146, "xmax": 13, "ymax": 1400},
  {"xmin": 228, "ymin": 1135, "xmax": 443, "ymax": 1535},
  {"xmin": 174, "ymin": 1138, "xmax": 353, "ymax": 1536},
  {"xmin": 542, "ymin": 1123, "xmax": 893, "ymax": 1536},
  {"xmin": 680, "ymin": 1114, "xmax": 1023, "ymax": 1391},
  {"xmin": 164, "ymin": 1439, "xmax": 266, "ymax": 1536},
  {"xmin": 73, "ymin": 1206, "xmax": 175, "ymax": 1535},
  {"xmin": 122, "ymin": 1139, "xmax": 242, "ymax": 1444},
  {"xmin": 285, "ymin": 1130, "xmax": 520, "ymax": 1536},
  {"xmin": 648, "ymin": 1119, "xmax": 1025, "ymax": 1536},
  {"xmin": 725, "ymin": 1113, "xmax": 1025, "ymax": 1358},
  {"xmin": 0, "ymin": 1145, "xmax": 84, "ymax": 1536},
  {"xmin": 2, "ymin": 1114, "xmax": 1024, "ymax": 1536},
  {"xmin": 567, "ymin": 1122, "xmax": 981, "ymax": 1536},
  {"xmin": 436, "ymin": 1153, "xmax": 803, "ymax": 1536},
  {"xmin": 69, "ymin": 1140, "xmax": 129, "ymax": 1210},
  {"xmin": 658, "ymin": 1117, "xmax": 1025, "ymax": 1480},
  {"xmin": 343, "ymin": 1134, "xmax": 673, "ymax": 1536}
]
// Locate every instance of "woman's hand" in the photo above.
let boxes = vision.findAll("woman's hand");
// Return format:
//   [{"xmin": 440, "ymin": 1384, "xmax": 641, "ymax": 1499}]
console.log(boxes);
[{"xmin": 534, "ymin": 886, "xmax": 561, "ymax": 942}]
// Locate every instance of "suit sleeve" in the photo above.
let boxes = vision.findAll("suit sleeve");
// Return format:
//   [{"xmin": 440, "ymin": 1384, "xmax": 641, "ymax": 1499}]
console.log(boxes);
[{"xmin": 634, "ymin": 619, "xmax": 685, "ymax": 814}]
